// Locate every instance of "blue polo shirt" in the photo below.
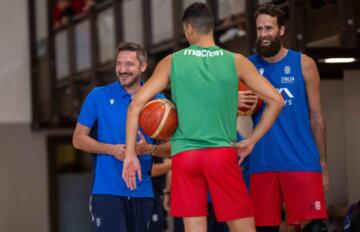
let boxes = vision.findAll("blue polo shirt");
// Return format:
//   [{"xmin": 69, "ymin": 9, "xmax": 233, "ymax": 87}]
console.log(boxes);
[{"xmin": 78, "ymin": 81, "xmax": 165, "ymax": 198}]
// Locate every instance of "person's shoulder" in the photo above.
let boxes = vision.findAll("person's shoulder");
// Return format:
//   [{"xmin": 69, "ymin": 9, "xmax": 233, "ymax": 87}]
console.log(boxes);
[
  {"xmin": 154, "ymin": 55, "xmax": 172, "ymax": 72},
  {"xmin": 247, "ymin": 53, "xmax": 260, "ymax": 62},
  {"xmin": 162, "ymin": 54, "xmax": 172, "ymax": 62},
  {"xmin": 173, "ymin": 47, "xmax": 188, "ymax": 57},
  {"xmin": 89, "ymin": 82, "xmax": 119, "ymax": 98},
  {"xmin": 82, "ymin": 86, "xmax": 100, "ymax": 105},
  {"xmin": 300, "ymin": 53, "xmax": 319, "ymax": 82},
  {"xmin": 248, "ymin": 53, "xmax": 257, "ymax": 59},
  {"xmin": 300, "ymin": 53, "xmax": 317, "ymax": 70},
  {"xmin": 96, "ymin": 81, "xmax": 118, "ymax": 91},
  {"xmin": 233, "ymin": 53, "xmax": 250, "ymax": 63},
  {"xmin": 85, "ymin": 86, "xmax": 100, "ymax": 97}
]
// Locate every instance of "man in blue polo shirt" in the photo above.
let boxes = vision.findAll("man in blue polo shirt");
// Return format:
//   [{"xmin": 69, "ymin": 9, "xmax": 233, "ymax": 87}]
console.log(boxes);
[{"xmin": 73, "ymin": 42, "xmax": 169, "ymax": 232}]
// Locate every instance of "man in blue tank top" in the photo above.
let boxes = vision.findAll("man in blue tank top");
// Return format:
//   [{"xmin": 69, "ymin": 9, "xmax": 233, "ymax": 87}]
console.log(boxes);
[
  {"xmin": 72, "ymin": 42, "xmax": 170, "ymax": 232},
  {"xmin": 239, "ymin": 4, "xmax": 329, "ymax": 232}
]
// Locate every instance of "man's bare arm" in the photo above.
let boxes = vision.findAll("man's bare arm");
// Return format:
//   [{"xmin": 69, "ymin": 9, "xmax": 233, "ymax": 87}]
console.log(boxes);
[
  {"xmin": 151, "ymin": 159, "xmax": 172, "ymax": 177},
  {"xmin": 137, "ymin": 141, "xmax": 171, "ymax": 158},
  {"xmin": 235, "ymin": 54, "xmax": 284, "ymax": 145},
  {"xmin": 151, "ymin": 142, "xmax": 171, "ymax": 158},
  {"xmin": 302, "ymin": 54, "xmax": 329, "ymax": 191},
  {"xmin": 73, "ymin": 123, "xmax": 126, "ymax": 160}
]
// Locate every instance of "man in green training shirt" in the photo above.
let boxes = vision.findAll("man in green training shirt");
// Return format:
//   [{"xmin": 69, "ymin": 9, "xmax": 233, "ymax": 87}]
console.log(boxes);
[{"xmin": 123, "ymin": 2, "xmax": 284, "ymax": 232}]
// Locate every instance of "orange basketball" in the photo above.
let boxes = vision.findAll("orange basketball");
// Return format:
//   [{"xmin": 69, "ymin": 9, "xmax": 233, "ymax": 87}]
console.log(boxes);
[
  {"xmin": 238, "ymin": 82, "xmax": 263, "ymax": 116},
  {"xmin": 139, "ymin": 99, "xmax": 178, "ymax": 140}
]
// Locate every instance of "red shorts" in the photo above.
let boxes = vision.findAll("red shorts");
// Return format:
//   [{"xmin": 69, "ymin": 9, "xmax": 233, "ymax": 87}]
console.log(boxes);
[
  {"xmin": 250, "ymin": 172, "xmax": 328, "ymax": 226},
  {"xmin": 170, "ymin": 147, "xmax": 254, "ymax": 222}
]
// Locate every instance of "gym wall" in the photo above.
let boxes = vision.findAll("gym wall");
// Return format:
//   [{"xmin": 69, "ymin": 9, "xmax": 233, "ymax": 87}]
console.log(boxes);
[{"xmin": 0, "ymin": 1, "xmax": 49, "ymax": 232}]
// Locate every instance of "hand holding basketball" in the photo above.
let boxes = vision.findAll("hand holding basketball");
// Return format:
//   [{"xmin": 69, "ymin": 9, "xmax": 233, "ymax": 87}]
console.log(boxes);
[
  {"xmin": 238, "ymin": 82, "xmax": 263, "ymax": 116},
  {"xmin": 135, "ymin": 131, "xmax": 151, "ymax": 155}
]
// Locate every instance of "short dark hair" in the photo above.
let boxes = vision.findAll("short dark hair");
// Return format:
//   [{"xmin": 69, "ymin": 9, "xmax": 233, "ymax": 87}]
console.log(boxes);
[
  {"xmin": 254, "ymin": 4, "xmax": 286, "ymax": 28},
  {"xmin": 116, "ymin": 42, "xmax": 147, "ymax": 64},
  {"xmin": 182, "ymin": 2, "xmax": 214, "ymax": 34}
]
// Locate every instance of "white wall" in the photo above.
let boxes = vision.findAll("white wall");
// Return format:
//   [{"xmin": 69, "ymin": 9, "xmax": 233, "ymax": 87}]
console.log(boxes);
[
  {"xmin": 321, "ymin": 80, "xmax": 348, "ymax": 206},
  {"xmin": 35, "ymin": 0, "xmax": 48, "ymax": 40},
  {"xmin": 344, "ymin": 70, "xmax": 360, "ymax": 204},
  {"xmin": 0, "ymin": 0, "xmax": 31, "ymax": 123},
  {"xmin": 122, "ymin": 0, "xmax": 144, "ymax": 45},
  {"xmin": 0, "ymin": 1, "xmax": 49, "ymax": 232},
  {"xmin": 0, "ymin": 125, "xmax": 49, "ymax": 232},
  {"xmin": 151, "ymin": 0, "xmax": 173, "ymax": 44}
]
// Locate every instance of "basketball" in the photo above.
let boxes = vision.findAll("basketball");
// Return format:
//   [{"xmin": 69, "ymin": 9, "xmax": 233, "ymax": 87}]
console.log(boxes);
[
  {"xmin": 238, "ymin": 81, "xmax": 263, "ymax": 116},
  {"xmin": 139, "ymin": 99, "xmax": 178, "ymax": 140}
]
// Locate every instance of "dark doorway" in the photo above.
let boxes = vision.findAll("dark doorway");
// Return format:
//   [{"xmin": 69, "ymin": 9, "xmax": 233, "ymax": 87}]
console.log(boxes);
[{"xmin": 47, "ymin": 135, "xmax": 93, "ymax": 232}]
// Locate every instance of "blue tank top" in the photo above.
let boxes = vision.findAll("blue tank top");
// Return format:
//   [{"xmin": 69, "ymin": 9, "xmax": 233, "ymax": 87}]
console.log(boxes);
[{"xmin": 248, "ymin": 50, "xmax": 321, "ymax": 173}]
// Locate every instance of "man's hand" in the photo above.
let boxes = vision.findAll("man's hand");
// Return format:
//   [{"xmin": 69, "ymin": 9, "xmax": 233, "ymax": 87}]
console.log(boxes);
[
  {"xmin": 135, "ymin": 131, "xmax": 152, "ymax": 155},
  {"xmin": 238, "ymin": 90, "xmax": 259, "ymax": 109},
  {"xmin": 122, "ymin": 154, "xmax": 142, "ymax": 190},
  {"xmin": 110, "ymin": 144, "xmax": 126, "ymax": 160},
  {"xmin": 233, "ymin": 139, "xmax": 254, "ymax": 165},
  {"xmin": 163, "ymin": 192, "xmax": 170, "ymax": 212}
]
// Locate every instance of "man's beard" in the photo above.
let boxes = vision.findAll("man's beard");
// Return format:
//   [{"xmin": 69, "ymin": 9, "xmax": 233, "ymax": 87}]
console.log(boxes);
[
  {"xmin": 255, "ymin": 36, "xmax": 282, "ymax": 58},
  {"xmin": 117, "ymin": 72, "xmax": 141, "ymax": 88}
]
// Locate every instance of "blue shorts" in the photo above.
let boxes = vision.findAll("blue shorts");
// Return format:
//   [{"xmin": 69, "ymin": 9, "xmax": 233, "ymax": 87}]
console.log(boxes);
[{"xmin": 90, "ymin": 194, "xmax": 154, "ymax": 232}]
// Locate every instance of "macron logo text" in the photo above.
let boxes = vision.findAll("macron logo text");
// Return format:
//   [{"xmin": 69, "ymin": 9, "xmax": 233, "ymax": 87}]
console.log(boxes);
[{"xmin": 184, "ymin": 49, "xmax": 224, "ymax": 57}]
